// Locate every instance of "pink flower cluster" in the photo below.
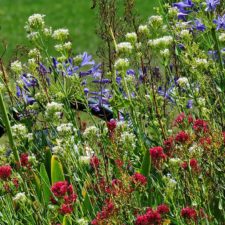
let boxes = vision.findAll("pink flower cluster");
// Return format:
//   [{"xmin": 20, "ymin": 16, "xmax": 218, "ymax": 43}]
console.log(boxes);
[
  {"xmin": 149, "ymin": 146, "xmax": 167, "ymax": 167},
  {"xmin": 132, "ymin": 172, "xmax": 147, "ymax": 186},
  {"xmin": 0, "ymin": 165, "xmax": 12, "ymax": 180},
  {"xmin": 51, "ymin": 181, "xmax": 77, "ymax": 215},
  {"xmin": 135, "ymin": 204, "xmax": 170, "ymax": 225}
]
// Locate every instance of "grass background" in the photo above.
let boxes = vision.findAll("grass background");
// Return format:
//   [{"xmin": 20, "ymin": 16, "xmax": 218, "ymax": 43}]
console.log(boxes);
[{"xmin": 0, "ymin": 0, "xmax": 158, "ymax": 62}]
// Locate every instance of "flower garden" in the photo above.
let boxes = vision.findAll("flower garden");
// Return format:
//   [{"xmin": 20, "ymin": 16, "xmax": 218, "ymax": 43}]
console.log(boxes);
[{"xmin": 0, "ymin": 0, "xmax": 224, "ymax": 224}]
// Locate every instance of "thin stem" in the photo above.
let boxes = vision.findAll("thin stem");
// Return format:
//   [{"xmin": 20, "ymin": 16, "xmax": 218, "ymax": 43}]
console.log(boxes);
[{"xmin": 0, "ymin": 91, "xmax": 20, "ymax": 163}]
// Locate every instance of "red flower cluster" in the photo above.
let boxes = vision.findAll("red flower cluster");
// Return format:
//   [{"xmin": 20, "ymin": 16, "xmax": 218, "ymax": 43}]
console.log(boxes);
[
  {"xmin": 90, "ymin": 156, "xmax": 100, "ymax": 169},
  {"xmin": 0, "ymin": 165, "xmax": 12, "ymax": 180},
  {"xmin": 135, "ymin": 204, "xmax": 170, "ymax": 225},
  {"xmin": 181, "ymin": 207, "xmax": 197, "ymax": 220},
  {"xmin": 193, "ymin": 119, "xmax": 208, "ymax": 133},
  {"xmin": 149, "ymin": 147, "xmax": 166, "ymax": 162},
  {"xmin": 20, "ymin": 153, "xmax": 30, "ymax": 167},
  {"xmin": 163, "ymin": 137, "xmax": 174, "ymax": 152},
  {"xmin": 107, "ymin": 119, "xmax": 117, "ymax": 133},
  {"xmin": 91, "ymin": 200, "xmax": 115, "ymax": 225},
  {"xmin": 174, "ymin": 112, "xmax": 186, "ymax": 125},
  {"xmin": 181, "ymin": 159, "xmax": 199, "ymax": 171},
  {"xmin": 51, "ymin": 181, "xmax": 77, "ymax": 215},
  {"xmin": 175, "ymin": 131, "xmax": 189, "ymax": 143},
  {"xmin": 132, "ymin": 172, "xmax": 147, "ymax": 186}
]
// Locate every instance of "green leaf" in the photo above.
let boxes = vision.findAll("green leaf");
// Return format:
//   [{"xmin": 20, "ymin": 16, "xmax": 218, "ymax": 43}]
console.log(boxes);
[
  {"xmin": 62, "ymin": 215, "xmax": 71, "ymax": 225},
  {"xmin": 33, "ymin": 172, "xmax": 41, "ymax": 202},
  {"xmin": 83, "ymin": 192, "xmax": 94, "ymax": 217},
  {"xmin": 40, "ymin": 163, "xmax": 51, "ymax": 205},
  {"xmin": 140, "ymin": 148, "xmax": 150, "ymax": 177},
  {"xmin": 51, "ymin": 155, "xmax": 65, "ymax": 184}
]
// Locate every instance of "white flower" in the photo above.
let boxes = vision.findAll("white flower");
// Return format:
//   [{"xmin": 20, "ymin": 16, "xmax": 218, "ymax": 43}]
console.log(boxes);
[
  {"xmin": 83, "ymin": 126, "xmax": 99, "ymax": 138},
  {"xmin": 12, "ymin": 124, "xmax": 27, "ymax": 137},
  {"xmin": 52, "ymin": 28, "xmax": 69, "ymax": 41},
  {"xmin": 148, "ymin": 36, "xmax": 173, "ymax": 48},
  {"xmin": 169, "ymin": 158, "xmax": 182, "ymax": 166},
  {"xmin": 125, "ymin": 32, "xmax": 137, "ymax": 43},
  {"xmin": 11, "ymin": 60, "xmax": 22, "ymax": 74},
  {"xmin": 27, "ymin": 31, "xmax": 39, "ymax": 41},
  {"xmin": 114, "ymin": 58, "xmax": 129, "ymax": 70},
  {"xmin": 177, "ymin": 77, "xmax": 189, "ymax": 87},
  {"xmin": 76, "ymin": 218, "xmax": 89, "ymax": 225},
  {"xmin": 180, "ymin": 29, "xmax": 191, "ymax": 39},
  {"xmin": 138, "ymin": 25, "xmax": 149, "ymax": 35},
  {"xmin": 13, "ymin": 192, "xmax": 27, "ymax": 203},
  {"xmin": 168, "ymin": 7, "xmax": 179, "ymax": 17},
  {"xmin": 148, "ymin": 15, "xmax": 163, "ymax": 26},
  {"xmin": 43, "ymin": 27, "xmax": 52, "ymax": 36},
  {"xmin": 219, "ymin": 33, "xmax": 225, "ymax": 42},
  {"xmin": 28, "ymin": 48, "xmax": 41, "ymax": 59},
  {"xmin": 160, "ymin": 48, "xmax": 170, "ymax": 57},
  {"xmin": 120, "ymin": 131, "xmax": 136, "ymax": 148},
  {"xmin": 117, "ymin": 42, "xmax": 133, "ymax": 54},
  {"xmin": 46, "ymin": 102, "xmax": 63, "ymax": 112},
  {"xmin": 57, "ymin": 123, "xmax": 74, "ymax": 135},
  {"xmin": 52, "ymin": 145, "xmax": 63, "ymax": 154},
  {"xmin": 25, "ymin": 14, "xmax": 45, "ymax": 31}
]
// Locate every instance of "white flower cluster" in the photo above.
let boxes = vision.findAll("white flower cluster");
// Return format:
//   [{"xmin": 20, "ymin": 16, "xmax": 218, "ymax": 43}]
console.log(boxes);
[
  {"xmin": 52, "ymin": 28, "xmax": 69, "ymax": 41},
  {"xmin": 11, "ymin": 60, "xmax": 22, "ymax": 74},
  {"xmin": 169, "ymin": 158, "xmax": 182, "ymax": 167},
  {"xmin": 45, "ymin": 102, "xmax": 63, "ymax": 121},
  {"xmin": 168, "ymin": 7, "xmax": 179, "ymax": 17},
  {"xmin": 125, "ymin": 32, "xmax": 137, "ymax": 43},
  {"xmin": 148, "ymin": 36, "xmax": 173, "ymax": 48},
  {"xmin": 27, "ymin": 32, "xmax": 39, "ymax": 41},
  {"xmin": 148, "ymin": 15, "xmax": 163, "ymax": 26},
  {"xmin": 138, "ymin": 25, "xmax": 149, "ymax": 35},
  {"xmin": 13, "ymin": 192, "xmax": 27, "ymax": 203},
  {"xmin": 177, "ymin": 77, "xmax": 189, "ymax": 87},
  {"xmin": 57, "ymin": 123, "xmax": 75, "ymax": 136},
  {"xmin": 219, "ymin": 33, "xmax": 225, "ymax": 42},
  {"xmin": 12, "ymin": 124, "xmax": 28, "ymax": 138},
  {"xmin": 117, "ymin": 42, "xmax": 133, "ymax": 54},
  {"xmin": 25, "ymin": 14, "xmax": 45, "ymax": 31},
  {"xmin": 195, "ymin": 58, "xmax": 208, "ymax": 68},
  {"xmin": 83, "ymin": 126, "xmax": 99, "ymax": 138},
  {"xmin": 54, "ymin": 42, "xmax": 72, "ymax": 52},
  {"xmin": 114, "ymin": 58, "xmax": 129, "ymax": 70},
  {"xmin": 120, "ymin": 131, "xmax": 136, "ymax": 148},
  {"xmin": 28, "ymin": 48, "xmax": 41, "ymax": 59},
  {"xmin": 160, "ymin": 48, "xmax": 170, "ymax": 57}
]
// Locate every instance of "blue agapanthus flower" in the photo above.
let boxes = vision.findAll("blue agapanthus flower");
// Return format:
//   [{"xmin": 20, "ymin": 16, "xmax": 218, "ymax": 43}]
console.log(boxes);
[
  {"xmin": 205, "ymin": 0, "xmax": 220, "ymax": 12},
  {"xmin": 186, "ymin": 99, "xmax": 193, "ymax": 109},
  {"xmin": 194, "ymin": 19, "xmax": 206, "ymax": 31},
  {"xmin": 213, "ymin": 15, "xmax": 225, "ymax": 30},
  {"xmin": 173, "ymin": 0, "xmax": 194, "ymax": 21}
]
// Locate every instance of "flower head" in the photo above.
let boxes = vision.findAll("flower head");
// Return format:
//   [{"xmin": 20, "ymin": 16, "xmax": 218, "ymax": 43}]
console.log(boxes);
[
  {"xmin": 205, "ymin": 0, "xmax": 220, "ymax": 12},
  {"xmin": 0, "ymin": 165, "xmax": 12, "ymax": 180},
  {"xmin": 181, "ymin": 207, "xmax": 197, "ymax": 220}
]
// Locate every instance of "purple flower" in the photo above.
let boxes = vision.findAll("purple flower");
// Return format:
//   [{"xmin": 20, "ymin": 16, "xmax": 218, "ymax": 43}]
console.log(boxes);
[
  {"xmin": 173, "ymin": 0, "xmax": 194, "ymax": 20},
  {"xmin": 80, "ymin": 52, "xmax": 95, "ymax": 67},
  {"xmin": 186, "ymin": 99, "xmax": 193, "ymax": 108},
  {"xmin": 205, "ymin": 0, "xmax": 220, "ymax": 12},
  {"xmin": 194, "ymin": 19, "xmax": 206, "ymax": 31},
  {"xmin": 213, "ymin": 15, "xmax": 225, "ymax": 30}
]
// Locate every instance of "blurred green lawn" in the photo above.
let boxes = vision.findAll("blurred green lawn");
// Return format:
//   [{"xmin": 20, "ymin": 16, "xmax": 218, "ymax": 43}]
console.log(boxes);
[{"xmin": 0, "ymin": 0, "xmax": 158, "ymax": 62}]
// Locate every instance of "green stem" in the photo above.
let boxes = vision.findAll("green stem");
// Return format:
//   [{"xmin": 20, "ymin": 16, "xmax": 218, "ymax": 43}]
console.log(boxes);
[{"xmin": 0, "ymin": 91, "xmax": 20, "ymax": 163}]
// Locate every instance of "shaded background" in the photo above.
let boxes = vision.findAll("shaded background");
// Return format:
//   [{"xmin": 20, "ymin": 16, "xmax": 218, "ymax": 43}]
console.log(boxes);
[{"xmin": 0, "ymin": 0, "xmax": 158, "ymax": 62}]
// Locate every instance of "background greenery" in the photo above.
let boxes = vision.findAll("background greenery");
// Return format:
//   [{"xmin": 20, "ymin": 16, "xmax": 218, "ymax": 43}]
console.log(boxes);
[{"xmin": 0, "ymin": 0, "xmax": 158, "ymax": 62}]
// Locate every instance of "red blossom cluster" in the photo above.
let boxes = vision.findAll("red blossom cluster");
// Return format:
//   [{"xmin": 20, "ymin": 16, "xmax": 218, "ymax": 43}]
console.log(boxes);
[
  {"xmin": 135, "ymin": 204, "xmax": 170, "ymax": 225},
  {"xmin": 90, "ymin": 155, "xmax": 100, "ymax": 169},
  {"xmin": 175, "ymin": 131, "xmax": 189, "ymax": 143},
  {"xmin": 91, "ymin": 200, "xmax": 115, "ymax": 225},
  {"xmin": 193, "ymin": 119, "xmax": 208, "ymax": 133},
  {"xmin": 181, "ymin": 158, "xmax": 199, "ymax": 171},
  {"xmin": 0, "ymin": 165, "xmax": 12, "ymax": 180},
  {"xmin": 132, "ymin": 172, "xmax": 147, "ymax": 186},
  {"xmin": 107, "ymin": 119, "xmax": 117, "ymax": 133},
  {"xmin": 181, "ymin": 207, "xmax": 197, "ymax": 220},
  {"xmin": 149, "ymin": 146, "xmax": 166, "ymax": 167},
  {"xmin": 51, "ymin": 181, "xmax": 77, "ymax": 215}
]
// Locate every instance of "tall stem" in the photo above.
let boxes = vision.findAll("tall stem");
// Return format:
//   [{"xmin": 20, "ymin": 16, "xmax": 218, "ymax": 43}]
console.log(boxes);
[{"xmin": 0, "ymin": 91, "xmax": 20, "ymax": 163}]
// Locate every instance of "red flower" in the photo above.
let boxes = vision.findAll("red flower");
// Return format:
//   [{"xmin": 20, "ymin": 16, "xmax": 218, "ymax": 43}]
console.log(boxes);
[
  {"xmin": 12, "ymin": 178, "xmax": 19, "ymax": 188},
  {"xmin": 135, "ymin": 208, "xmax": 161, "ymax": 225},
  {"xmin": 107, "ymin": 119, "xmax": 117, "ymax": 133},
  {"xmin": 175, "ymin": 131, "xmax": 189, "ymax": 143},
  {"xmin": 51, "ymin": 181, "xmax": 68, "ymax": 197},
  {"xmin": 20, "ymin": 153, "xmax": 29, "ymax": 167},
  {"xmin": 188, "ymin": 115, "xmax": 194, "ymax": 124},
  {"xmin": 64, "ymin": 193, "xmax": 77, "ymax": 204},
  {"xmin": 190, "ymin": 158, "xmax": 199, "ymax": 171},
  {"xmin": 60, "ymin": 204, "xmax": 73, "ymax": 215},
  {"xmin": 132, "ymin": 172, "xmax": 147, "ymax": 186},
  {"xmin": 181, "ymin": 161, "xmax": 188, "ymax": 170},
  {"xmin": 115, "ymin": 159, "xmax": 124, "ymax": 168},
  {"xmin": 157, "ymin": 204, "xmax": 170, "ymax": 214},
  {"xmin": 149, "ymin": 146, "xmax": 166, "ymax": 161},
  {"xmin": 181, "ymin": 207, "xmax": 197, "ymax": 220},
  {"xmin": 199, "ymin": 137, "xmax": 211, "ymax": 146},
  {"xmin": 90, "ymin": 156, "xmax": 100, "ymax": 169},
  {"xmin": 193, "ymin": 119, "xmax": 208, "ymax": 133},
  {"xmin": 163, "ymin": 137, "xmax": 174, "ymax": 152},
  {"xmin": 174, "ymin": 112, "xmax": 186, "ymax": 125},
  {"xmin": 0, "ymin": 165, "xmax": 12, "ymax": 180}
]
